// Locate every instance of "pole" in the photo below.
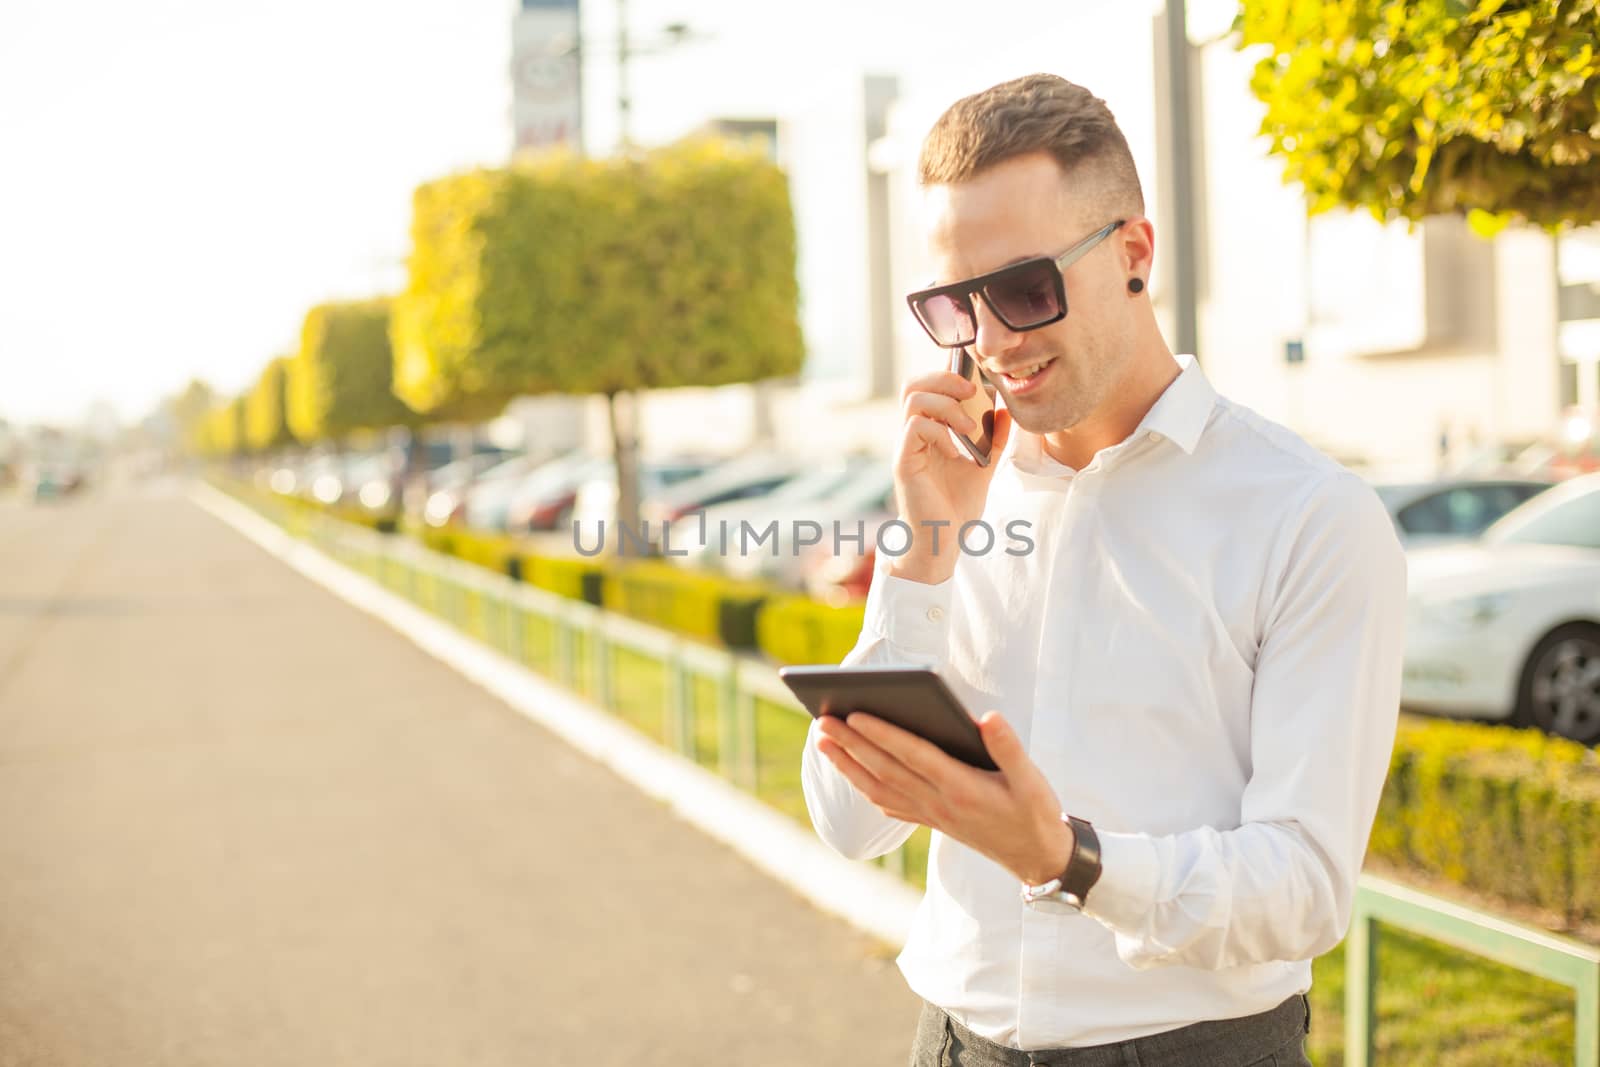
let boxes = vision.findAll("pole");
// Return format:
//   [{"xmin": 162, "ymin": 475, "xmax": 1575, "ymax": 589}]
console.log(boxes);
[
  {"xmin": 616, "ymin": 0, "xmax": 631, "ymax": 149},
  {"xmin": 1164, "ymin": 0, "xmax": 1200, "ymax": 361}
]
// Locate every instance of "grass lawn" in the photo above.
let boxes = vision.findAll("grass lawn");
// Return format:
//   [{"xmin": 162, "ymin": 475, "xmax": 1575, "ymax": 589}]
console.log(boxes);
[{"xmin": 267, "ymin": 502, "xmax": 1582, "ymax": 1067}]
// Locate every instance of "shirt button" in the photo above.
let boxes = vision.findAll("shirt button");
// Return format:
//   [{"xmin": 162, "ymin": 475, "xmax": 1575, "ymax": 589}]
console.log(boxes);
[
  {"xmin": 926, "ymin": 606, "xmax": 944, "ymax": 622},
  {"xmin": 1149, "ymin": 431, "xmax": 1164, "ymax": 443}
]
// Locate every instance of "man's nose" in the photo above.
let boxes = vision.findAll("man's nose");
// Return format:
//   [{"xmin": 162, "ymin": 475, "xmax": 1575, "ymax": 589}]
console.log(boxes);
[{"xmin": 973, "ymin": 296, "xmax": 1024, "ymax": 361}]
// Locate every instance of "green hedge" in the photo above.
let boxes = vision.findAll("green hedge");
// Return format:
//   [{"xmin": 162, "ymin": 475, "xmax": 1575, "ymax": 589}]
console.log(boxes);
[
  {"xmin": 418, "ymin": 526, "xmax": 517, "ymax": 575},
  {"xmin": 523, "ymin": 554, "xmax": 607, "ymax": 606},
  {"xmin": 1373, "ymin": 718, "xmax": 1600, "ymax": 928},
  {"xmin": 754, "ymin": 594, "xmax": 867, "ymax": 666},
  {"xmin": 601, "ymin": 560, "xmax": 770, "ymax": 648}
]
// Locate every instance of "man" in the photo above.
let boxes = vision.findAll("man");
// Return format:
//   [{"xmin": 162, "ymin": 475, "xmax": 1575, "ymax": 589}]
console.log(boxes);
[{"xmin": 800, "ymin": 74, "xmax": 1406, "ymax": 1066}]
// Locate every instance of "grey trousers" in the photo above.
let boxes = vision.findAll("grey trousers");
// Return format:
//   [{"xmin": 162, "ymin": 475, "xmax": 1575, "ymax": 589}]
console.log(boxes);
[{"xmin": 909, "ymin": 993, "xmax": 1312, "ymax": 1067}]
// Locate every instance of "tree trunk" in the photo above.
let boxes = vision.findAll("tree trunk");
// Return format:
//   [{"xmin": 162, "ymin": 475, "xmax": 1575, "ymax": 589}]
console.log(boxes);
[{"xmin": 606, "ymin": 390, "xmax": 643, "ymax": 555}]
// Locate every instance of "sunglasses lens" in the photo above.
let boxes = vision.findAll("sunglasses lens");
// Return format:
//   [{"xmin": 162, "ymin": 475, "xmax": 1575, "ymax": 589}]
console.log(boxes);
[
  {"xmin": 915, "ymin": 292, "xmax": 975, "ymax": 346},
  {"xmin": 985, "ymin": 263, "xmax": 1062, "ymax": 329}
]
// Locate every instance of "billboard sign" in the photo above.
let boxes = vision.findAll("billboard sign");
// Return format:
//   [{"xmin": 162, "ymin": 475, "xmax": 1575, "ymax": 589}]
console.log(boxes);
[{"xmin": 512, "ymin": 0, "xmax": 583, "ymax": 155}]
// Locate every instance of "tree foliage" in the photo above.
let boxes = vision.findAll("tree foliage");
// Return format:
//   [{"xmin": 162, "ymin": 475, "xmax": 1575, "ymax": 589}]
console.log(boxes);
[
  {"xmin": 194, "ymin": 397, "xmax": 246, "ymax": 458},
  {"xmin": 287, "ymin": 298, "xmax": 416, "ymax": 442},
  {"xmin": 245, "ymin": 356, "xmax": 296, "ymax": 453},
  {"xmin": 169, "ymin": 379, "xmax": 216, "ymax": 455},
  {"xmin": 1237, "ymin": 0, "xmax": 1600, "ymax": 231},
  {"xmin": 391, "ymin": 136, "xmax": 805, "ymax": 416}
]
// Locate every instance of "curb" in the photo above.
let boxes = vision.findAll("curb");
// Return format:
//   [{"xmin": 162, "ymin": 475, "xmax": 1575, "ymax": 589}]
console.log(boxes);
[{"xmin": 188, "ymin": 483, "xmax": 923, "ymax": 950}]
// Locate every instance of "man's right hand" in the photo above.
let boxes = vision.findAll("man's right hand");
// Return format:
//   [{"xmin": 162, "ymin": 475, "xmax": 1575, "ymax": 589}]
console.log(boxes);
[{"xmin": 888, "ymin": 369, "xmax": 1013, "ymax": 586}]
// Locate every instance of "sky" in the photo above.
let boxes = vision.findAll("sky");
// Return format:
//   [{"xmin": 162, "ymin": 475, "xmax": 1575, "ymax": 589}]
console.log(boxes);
[{"xmin": 0, "ymin": 0, "xmax": 1197, "ymax": 429}]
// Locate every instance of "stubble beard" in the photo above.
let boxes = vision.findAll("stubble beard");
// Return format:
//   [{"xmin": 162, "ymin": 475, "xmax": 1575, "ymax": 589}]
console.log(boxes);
[{"xmin": 1002, "ymin": 353, "xmax": 1104, "ymax": 436}]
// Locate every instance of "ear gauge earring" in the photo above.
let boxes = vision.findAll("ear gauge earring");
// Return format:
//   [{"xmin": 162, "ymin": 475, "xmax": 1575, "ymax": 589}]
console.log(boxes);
[{"xmin": 1128, "ymin": 278, "xmax": 1145, "ymax": 294}]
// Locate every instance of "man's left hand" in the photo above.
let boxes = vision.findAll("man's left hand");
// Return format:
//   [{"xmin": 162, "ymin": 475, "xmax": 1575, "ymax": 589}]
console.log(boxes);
[{"xmin": 814, "ymin": 709, "xmax": 1073, "ymax": 886}]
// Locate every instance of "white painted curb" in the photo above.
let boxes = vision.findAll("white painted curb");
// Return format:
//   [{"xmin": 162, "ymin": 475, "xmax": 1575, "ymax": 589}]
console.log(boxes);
[{"xmin": 189, "ymin": 483, "xmax": 922, "ymax": 949}]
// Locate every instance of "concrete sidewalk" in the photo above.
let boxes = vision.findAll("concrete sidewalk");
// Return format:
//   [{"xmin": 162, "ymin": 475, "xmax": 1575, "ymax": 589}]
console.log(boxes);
[{"xmin": 0, "ymin": 488, "xmax": 920, "ymax": 1066}]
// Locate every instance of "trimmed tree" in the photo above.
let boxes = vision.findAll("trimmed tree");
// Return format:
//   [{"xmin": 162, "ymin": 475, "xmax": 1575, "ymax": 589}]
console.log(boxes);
[
  {"xmin": 170, "ymin": 379, "xmax": 216, "ymax": 457},
  {"xmin": 287, "ymin": 298, "xmax": 416, "ymax": 444},
  {"xmin": 246, "ymin": 357, "xmax": 297, "ymax": 454},
  {"xmin": 198, "ymin": 397, "xmax": 247, "ymax": 458},
  {"xmin": 393, "ymin": 136, "xmax": 805, "ymax": 537},
  {"xmin": 1237, "ymin": 0, "xmax": 1600, "ymax": 232}
]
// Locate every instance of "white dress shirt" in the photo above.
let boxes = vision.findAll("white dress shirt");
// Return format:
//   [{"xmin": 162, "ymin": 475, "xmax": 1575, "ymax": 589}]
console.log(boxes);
[{"xmin": 800, "ymin": 353, "xmax": 1407, "ymax": 1050}]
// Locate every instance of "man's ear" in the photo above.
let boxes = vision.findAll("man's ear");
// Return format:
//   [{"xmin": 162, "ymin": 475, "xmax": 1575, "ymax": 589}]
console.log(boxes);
[{"xmin": 1119, "ymin": 216, "xmax": 1155, "ymax": 281}]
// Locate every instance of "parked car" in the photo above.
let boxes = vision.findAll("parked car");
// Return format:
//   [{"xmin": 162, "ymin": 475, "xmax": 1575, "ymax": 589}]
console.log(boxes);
[
  {"xmin": 463, "ymin": 451, "xmax": 594, "ymax": 532},
  {"xmin": 502, "ymin": 452, "xmax": 615, "ymax": 533},
  {"xmin": 300, "ymin": 453, "xmax": 360, "ymax": 506},
  {"xmin": 29, "ymin": 464, "xmax": 86, "ymax": 501},
  {"xmin": 677, "ymin": 453, "xmax": 885, "ymax": 575},
  {"xmin": 704, "ymin": 460, "xmax": 895, "ymax": 588},
  {"xmin": 642, "ymin": 453, "xmax": 806, "ymax": 526},
  {"xmin": 568, "ymin": 456, "xmax": 728, "ymax": 542},
  {"xmin": 1372, "ymin": 478, "xmax": 1552, "ymax": 547},
  {"xmin": 421, "ymin": 451, "xmax": 537, "ymax": 528},
  {"xmin": 1403, "ymin": 471, "xmax": 1600, "ymax": 744}
]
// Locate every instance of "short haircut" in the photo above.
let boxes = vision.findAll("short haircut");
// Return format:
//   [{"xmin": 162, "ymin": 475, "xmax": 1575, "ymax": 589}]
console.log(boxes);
[{"xmin": 917, "ymin": 73, "xmax": 1144, "ymax": 216}]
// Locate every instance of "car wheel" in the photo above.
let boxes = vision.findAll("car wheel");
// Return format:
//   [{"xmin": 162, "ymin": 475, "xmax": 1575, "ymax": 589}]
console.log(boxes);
[{"xmin": 1514, "ymin": 622, "xmax": 1600, "ymax": 745}]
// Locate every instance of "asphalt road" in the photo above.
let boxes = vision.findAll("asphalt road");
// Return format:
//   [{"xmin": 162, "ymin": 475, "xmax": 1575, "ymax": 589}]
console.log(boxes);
[{"xmin": 0, "ymin": 485, "xmax": 920, "ymax": 1067}]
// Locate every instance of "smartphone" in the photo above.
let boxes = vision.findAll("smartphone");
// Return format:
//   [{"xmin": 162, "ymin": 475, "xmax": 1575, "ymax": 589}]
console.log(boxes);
[
  {"xmin": 779, "ymin": 664, "xmax": 997, "ymax": 771},
  {"xmin": 949, "ymin": 346, "xmax": 996, "ymax": 466}
]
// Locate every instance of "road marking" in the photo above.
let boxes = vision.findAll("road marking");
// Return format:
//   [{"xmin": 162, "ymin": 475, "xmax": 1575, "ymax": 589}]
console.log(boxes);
[{"xmin": 190, "ymin": 483, "xmax": 922, "ymax": 950}]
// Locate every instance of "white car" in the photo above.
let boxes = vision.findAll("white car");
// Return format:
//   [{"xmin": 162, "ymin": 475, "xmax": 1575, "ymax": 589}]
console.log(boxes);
[{"xmin": 1403, "ymin": 472, "xmax": 1600, "ymax": 744}]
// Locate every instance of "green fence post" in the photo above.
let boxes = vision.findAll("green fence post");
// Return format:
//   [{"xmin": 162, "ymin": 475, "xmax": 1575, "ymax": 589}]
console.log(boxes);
[
  {"xmin": 675, "ymin": 659, "xmax": 695, "ymax": 758},
  {"xmin": 488, "ymin": 593, "xmax": 506, "ymax": 653},
  {"xmin": 508, "ymin": 601, "xmax": 526, "ymax": 665},
  {"xmin": 737, "ymin": 688, "xmax": 759, "ymax": 792},
  {"xmin": 1578, "ymin": 965, "xmax": 1599, "ymax": 1067},
  {"xmin": 555, "ymin": 613, "xmax": 576, "ymax": 688},
  {"xmin": 664, "ymin": 646, "xmax": 686, "ymax": 755},
  {"xmin": 1345, "ymin": 900, "xmax": 1378, "ymax": 1067},
  {"xmin": 592, "ymin": 624, "xmax": 613, "ymax": 711},
  {"xmin": 718, "ymin": 660, "xmax": 739, "ymax": 781}
]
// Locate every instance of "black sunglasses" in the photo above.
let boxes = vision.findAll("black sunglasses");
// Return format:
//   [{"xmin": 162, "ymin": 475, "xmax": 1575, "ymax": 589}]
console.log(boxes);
[{"xmin": 905, "ymin": 219, "xmax": 1126, "ymax": 348}]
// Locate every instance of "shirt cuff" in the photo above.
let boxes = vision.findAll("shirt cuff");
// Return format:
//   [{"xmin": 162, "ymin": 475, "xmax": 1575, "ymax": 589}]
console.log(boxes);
[
  {"xmin": 859, "ymin": 552, "xmax": 955, "ymax": 662},
  {"xmin": 1080, "ymin": 829, "xmax": 1162, "ymax": 934}
]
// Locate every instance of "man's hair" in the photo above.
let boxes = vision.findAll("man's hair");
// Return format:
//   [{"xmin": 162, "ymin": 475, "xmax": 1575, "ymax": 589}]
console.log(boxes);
[{"xmin": 917, "ymin": 74, "xmax": 1144, "ymax": 216}]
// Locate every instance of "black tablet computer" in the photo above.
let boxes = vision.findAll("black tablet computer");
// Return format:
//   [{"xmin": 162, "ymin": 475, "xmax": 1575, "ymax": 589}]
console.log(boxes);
[{"xmin": 777, "ymin": 665, "xmax": 997, "ymax": 772}]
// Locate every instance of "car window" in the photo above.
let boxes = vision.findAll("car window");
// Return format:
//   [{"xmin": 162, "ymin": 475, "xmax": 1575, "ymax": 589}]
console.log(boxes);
[
  {"xmin": 1491, "ymin": 488, "xmax": 1600, "ymax": 548},
  {"xmin": 1396, "ymin": 485, "xmax": 1537, "ymax": 537},
  {"xmin": 656, "ymin": 465, "xmax": 711, "ymax": 487},
  {"xmin": 1395, "ymin": 492, "xmax": 1455, "ymax": 535}
]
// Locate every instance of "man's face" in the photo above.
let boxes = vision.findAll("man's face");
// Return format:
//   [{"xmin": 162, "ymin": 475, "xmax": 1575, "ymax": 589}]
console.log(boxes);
[{"xmin": 922, "ymin": 152, "xmax": 1135, "ymax": 437}]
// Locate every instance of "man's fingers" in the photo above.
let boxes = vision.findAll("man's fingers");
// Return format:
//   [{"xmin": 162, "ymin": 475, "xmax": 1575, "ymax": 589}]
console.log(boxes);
[
  {"xmin": 845, "ymin": 712, "xmax": 954, "ymax": 788},
  {"xmin": 816, "ymin": 735, "xmax": 919, "ymax": 813},
  {"xmin": 903, "ymin": 415, "xmax": 963, "ymax": 463},
  {"xmin": 903, "ymin": 389, "xmax": 978, "ymax": 434},
  {"xmin": 826, "ymin": 713, "xmax": 941, "ymax": 798},
  {"xmin": 900, "ymin": 369, "xmax": 976, "ymax": 405}
]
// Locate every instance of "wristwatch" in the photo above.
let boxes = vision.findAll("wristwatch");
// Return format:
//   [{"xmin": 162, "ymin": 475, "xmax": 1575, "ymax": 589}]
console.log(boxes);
[{"xmin": 1020, "ymin": 814, "xmax": 1102, "ymax": 913}]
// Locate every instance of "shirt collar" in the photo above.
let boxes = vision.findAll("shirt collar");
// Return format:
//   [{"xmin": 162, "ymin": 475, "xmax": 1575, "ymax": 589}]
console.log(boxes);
[
  {"xmin": 1003, "ymin": 352, "xmax": 1216, "ymax": 474},
  {"xmin": 1132, "ymin": 352, "xmax": 1214, "ymax": 455}
]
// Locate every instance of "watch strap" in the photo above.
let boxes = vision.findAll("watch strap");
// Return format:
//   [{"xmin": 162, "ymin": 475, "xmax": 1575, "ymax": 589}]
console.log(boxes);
[{"xmin": 1060, "ymin": 814, "xmax": 1102, "ymax": 906}]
